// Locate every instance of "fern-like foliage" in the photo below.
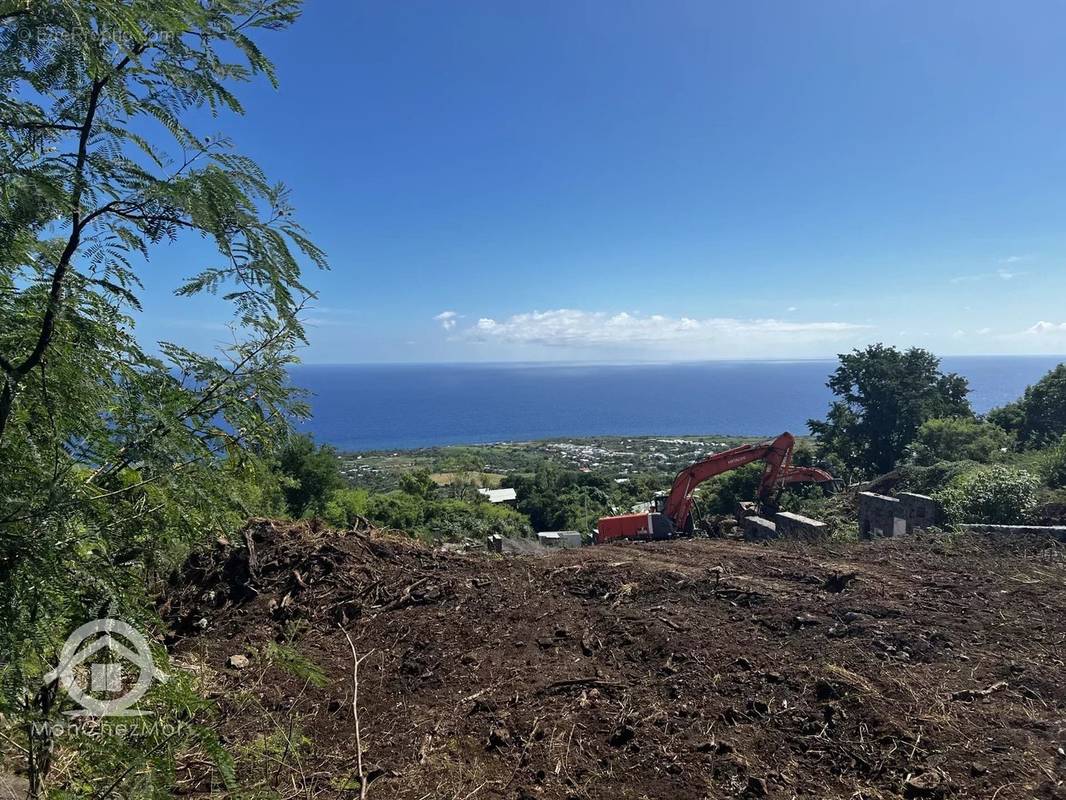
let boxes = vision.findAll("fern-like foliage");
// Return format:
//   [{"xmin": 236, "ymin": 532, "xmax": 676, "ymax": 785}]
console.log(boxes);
[{"xmin": 0, "ymin": 2, "xmax": 327, "ymax": 795}]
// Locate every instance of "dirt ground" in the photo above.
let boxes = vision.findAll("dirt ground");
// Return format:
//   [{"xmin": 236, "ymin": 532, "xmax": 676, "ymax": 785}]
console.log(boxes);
[{"xmin": 164, "ymin": 520, "xmax": 1066, "ymax": 799}]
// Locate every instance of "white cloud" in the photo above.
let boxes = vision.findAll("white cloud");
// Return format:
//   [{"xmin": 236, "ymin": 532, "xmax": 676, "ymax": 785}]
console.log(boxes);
[
  {"xmin": 951, "ymin": 267, "xmax": 1027, "ymax": 284},
  {"xmin": 976, "ymin": 327, "xmax": 992, "ymax": 335},
  {"xmin": 1024, "ymin": 321, "xmax": 1066, "ymax": 336},
  {"xmin": 786, "ymin": 306, "xmax": 798, "ymax": 312},
  {"xmin": 1007, "ymin": 321, "xmax": 1066, "ymax": 352},
  {"xmin": 304, "ymin": 317, "xmax": 355, "ymax": 328},
  {"xmin": 434, "ymin": 310, "xmax": 459, "ymax": 331},
  {"xmin": 454, "ymin": 308, "xmax": 867, "ymax": 349},
  {"xmin": 312, "ymin": 306, "xmax": 362, "ymax": 315},
  {"xmin": 303, "ymin": 306, "xmax": 363, "ymax": 328}
]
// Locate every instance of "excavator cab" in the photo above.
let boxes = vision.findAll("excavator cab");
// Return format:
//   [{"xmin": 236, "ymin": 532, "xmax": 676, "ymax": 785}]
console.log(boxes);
[{"xmin": 654, "ymin": 492, "xmax": 701, "ymax": 532}]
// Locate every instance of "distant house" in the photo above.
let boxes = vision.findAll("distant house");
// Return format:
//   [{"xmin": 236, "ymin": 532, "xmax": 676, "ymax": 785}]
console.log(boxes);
[{"xmin": 478, "ymin": 487, "xmax": 517, "ymax": 504}]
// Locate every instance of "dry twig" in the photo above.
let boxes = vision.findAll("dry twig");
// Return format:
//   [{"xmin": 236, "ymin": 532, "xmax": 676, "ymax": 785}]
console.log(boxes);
[{"xmin": 343, "ymin": 628, "xmax": 376, "ymax": 800}]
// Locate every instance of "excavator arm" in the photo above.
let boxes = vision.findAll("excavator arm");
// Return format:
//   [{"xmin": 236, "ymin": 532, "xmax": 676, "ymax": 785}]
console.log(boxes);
[
  {"xmin": 662, "ymin": 432, "xmax": 796, "ymax": 532},
  {"xmin": 777, "ymin": 464, "xmax": 838, "ymax": 488}
]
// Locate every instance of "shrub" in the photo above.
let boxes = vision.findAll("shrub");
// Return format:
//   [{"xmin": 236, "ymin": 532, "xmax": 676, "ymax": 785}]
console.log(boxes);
[
  {"xmin": 935, "ymin": 466, "xmax": 1039, "ymax": 525},
  {"xmin": 1040, "ymin": 435, "xmax": 1066, "ymax": 489},
  {"xmin": 366, "ymin": 491, "xmax": 425, "ymax": 531},
  {"xmin": 323, "ymin": 488, "xmax": 370, "ymax": 528},
  {"xmin": 422, "ymin": 499, "xmax": 532, "ymax": 540},
  {"xmin": 894, "ymin": 460, "xmax": 981, "ymax": 496}
]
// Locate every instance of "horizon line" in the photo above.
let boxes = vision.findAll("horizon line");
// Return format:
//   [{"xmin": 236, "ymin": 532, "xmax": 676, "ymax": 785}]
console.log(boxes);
[{"xmin": 291, "ymin": 353, "xmax": 1066, "ymax": 368}]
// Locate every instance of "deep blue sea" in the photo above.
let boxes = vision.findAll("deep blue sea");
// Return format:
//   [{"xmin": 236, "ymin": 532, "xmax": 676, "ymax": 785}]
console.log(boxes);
[{"xmin": 290, "ymin": 356, "xmax": 1064, "ymax": 452}]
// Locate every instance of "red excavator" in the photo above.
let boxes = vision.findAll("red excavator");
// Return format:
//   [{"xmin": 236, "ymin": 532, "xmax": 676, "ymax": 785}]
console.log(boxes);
[{"xmin": 594, "ymin": 432, "xmax": 838, "ymax": 544}]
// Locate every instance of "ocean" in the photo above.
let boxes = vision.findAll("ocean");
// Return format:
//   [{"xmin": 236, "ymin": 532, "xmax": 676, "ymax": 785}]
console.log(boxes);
[{"xmin": 290, "ymin": 356, "xmax": 1063, "ymax": 452}]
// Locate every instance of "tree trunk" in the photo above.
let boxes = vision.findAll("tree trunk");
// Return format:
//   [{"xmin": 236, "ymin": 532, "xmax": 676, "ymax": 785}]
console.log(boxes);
[{"xmin": 0, "ymin": 377, "xmax": 15, "ymax": 443}]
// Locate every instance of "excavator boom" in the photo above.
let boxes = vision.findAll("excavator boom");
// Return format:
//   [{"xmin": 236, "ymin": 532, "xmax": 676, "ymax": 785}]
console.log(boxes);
[
  {"xmin": 777, "ymin": 464, "xmax": 837, "ymax": 487},
  {"xmin": 662, "ymin": 432, "xmax": 795, "ymax": 532}
]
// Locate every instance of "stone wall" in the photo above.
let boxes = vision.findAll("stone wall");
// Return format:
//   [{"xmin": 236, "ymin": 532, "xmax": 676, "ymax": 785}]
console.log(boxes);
[
  {"xmin": 773, "ymin": 511, "xmax": 827, "ymax": 541},
  {"xmin": 898, "ymin": 492, "xmax": 938, "ymax": 533},
  {"xmin": 858, "ymin": 492, "xmax": 905, "ymax": 539},
  {"xmin": 742, "ymin": 515, "xmax": 778, "ymax": 541},
  {"xmin": 961, "ymin": 523, "xmax": 1066, "ymax": 542}
]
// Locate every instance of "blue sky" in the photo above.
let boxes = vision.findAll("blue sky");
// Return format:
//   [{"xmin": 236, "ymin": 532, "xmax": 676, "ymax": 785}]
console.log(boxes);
[{"xmin": 137, "ymin": 0, "xmax": 1066, "ymax": 362}]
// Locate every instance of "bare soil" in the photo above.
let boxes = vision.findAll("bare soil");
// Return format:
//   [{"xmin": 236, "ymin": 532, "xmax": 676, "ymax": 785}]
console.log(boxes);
[{"xmin": 164, "ymin": 520, "xmax": 1066, "ymax": 799}]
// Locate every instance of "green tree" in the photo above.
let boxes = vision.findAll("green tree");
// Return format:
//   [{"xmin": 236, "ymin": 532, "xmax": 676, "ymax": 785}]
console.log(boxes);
[
  {"xmin": 446, "ymin": 470, "xmax": 488, "ymax": 501},
  {"xmin": 399, "ymin": 468, "xmax": 438, "ymax": 499},
  {"xmin": 987, "ymin": 363, "xmax": 1066, "ymax": 448},
  {"xmin": 367, "ymin": 491, "xmax": 425, "ymax": 531},
  {"xmin": 808, "ymin": 345, "xmax": 971, "ymax": 477},
  {"xmin": 0, "ymin": 3, "xmax": 321, "ymax": 794},
  {"xmin": 508, "ymin": 463, "xmax": 611, "ymax": 531},
  {"xmin": 696, "ymin": 462, "xmax": 764, "ymax": 515},
  {"xmin": 790, "ymin": 440, "xmax": 817, "ymax": 468},
  {"xmin": 277, "ymin": 434, "xmax": 343, "ymax": 516},
  {"xmin": 323, "ymin": 487, "xmax": 370, "ymax": 528},
  {"xmin": 908, "ymin": 417, "xmax": 1008, "ymax": 466},
  {"xmin": 552, "ymin": 485, "xmax": 611, "ymax": 532},
  {"xmin": 985, "ymin": 401, "xmax": 1025, "ymax": 438}
]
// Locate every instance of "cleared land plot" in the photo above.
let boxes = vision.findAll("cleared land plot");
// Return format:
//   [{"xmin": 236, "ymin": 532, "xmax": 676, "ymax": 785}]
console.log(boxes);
[
  {"xmin": 168, "ymin": 522, "xmax": 1066, "ymax": 799},
  {"xmin": 428, "ymin": 471, "xmax": 505, "ymax": 487}
]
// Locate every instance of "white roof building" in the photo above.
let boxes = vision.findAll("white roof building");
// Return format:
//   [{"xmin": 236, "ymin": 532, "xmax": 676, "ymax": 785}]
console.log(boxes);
[{"xmin": 478, "ymin": 487, "xmax": 517, "ymax": 504}]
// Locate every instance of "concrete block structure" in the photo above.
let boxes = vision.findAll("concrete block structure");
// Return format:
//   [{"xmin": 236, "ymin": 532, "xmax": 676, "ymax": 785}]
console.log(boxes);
[
  {"xmin": 898, "ymin": 492, "xmax": 938, "ymax": 533},
  {"xmin": 773, "ymin": 511, "xmax": 827, "ymax": 540},
  {"xmin": 537, "ymin": 531, "xmax": 582, "ymax": 549},
  {"xmin": 859, "ymin": 491, "xmax": 940, "ymax": 538},
  {"xmin": 858, "ymin": 492, "xmax": 905, "ymax": 539},
  {"xmin": 742, "ymin": 515, "xmax": 778, "ymax": 541}
]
